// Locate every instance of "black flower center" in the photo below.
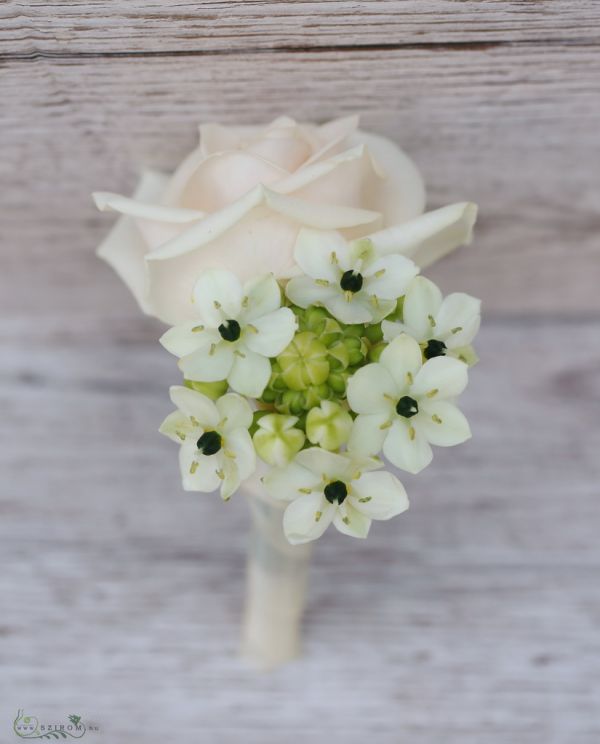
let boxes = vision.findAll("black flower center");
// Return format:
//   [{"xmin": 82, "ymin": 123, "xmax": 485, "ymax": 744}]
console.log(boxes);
[
  {"xmin": 396, "ymin": 395, "xmax": 419, "ymax": 418},
  {"xmin": 218, "ymin": 319, "xmax": 241, "ymax": 342},
  {"xmin": 340, "ymin": 270, "xmax": 363, "ymax": 293},
  {"xmin": 196, "ymin": 430, "xmax": 222, "ymax": 455},
  {"xmin": 423, "ymin": 339, "xmax": 447, "ymax": 359},
  {"xmin": 324, "ymin": 480, "xmax": 348, "ymax": 505}
]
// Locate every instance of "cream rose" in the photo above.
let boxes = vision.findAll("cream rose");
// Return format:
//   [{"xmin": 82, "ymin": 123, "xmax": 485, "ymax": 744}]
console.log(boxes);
[{"xmin": 94, "ymin": 116, "xmax": 475, "ymax": 325}]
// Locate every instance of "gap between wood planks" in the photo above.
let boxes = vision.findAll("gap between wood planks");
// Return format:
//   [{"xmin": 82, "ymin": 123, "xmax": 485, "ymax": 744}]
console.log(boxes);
[{"xmin": 2, "ymin": 36, "xmax": 599, "ymax": 62}]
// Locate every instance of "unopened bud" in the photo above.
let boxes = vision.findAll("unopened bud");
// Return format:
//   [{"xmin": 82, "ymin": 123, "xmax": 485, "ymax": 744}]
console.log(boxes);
[{"xmin": 306, "ymin": 401, "xmax": 353, "ymax": 451}]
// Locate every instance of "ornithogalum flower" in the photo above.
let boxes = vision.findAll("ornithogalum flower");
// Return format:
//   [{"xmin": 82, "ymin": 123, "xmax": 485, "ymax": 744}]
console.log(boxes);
[
  {"xmin": 160, "ymin": 271, "xmax": 296, "ymax": 398},
  {"xmin": 160, "ymin": 386, "xmax": 255, "ymax": 500},
  {"xmin": 286, "ymin": 229, "xmax": 418, "ymax": 324},
  {"xmin": 347, "ymin": 333, "xmax": 471, "ymax": 474},
  {"xmin": 382, "ymin": 276, "xmax": 480, "ymax": 364},
  {"xmin": 263, "ymin": 448, "xmax": 409, "ymax": 544}
]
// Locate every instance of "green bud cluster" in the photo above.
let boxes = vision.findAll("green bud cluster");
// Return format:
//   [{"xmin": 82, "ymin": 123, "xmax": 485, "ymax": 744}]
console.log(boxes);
[{"xmin": 260, "ymin": 305, "xmax": 381, "ymax": 414}]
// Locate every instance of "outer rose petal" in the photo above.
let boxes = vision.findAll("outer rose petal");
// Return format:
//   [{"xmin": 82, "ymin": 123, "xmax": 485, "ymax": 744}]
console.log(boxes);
[
  {"xmin": 349, "ymin": 129, "xmax": 426, "ymax": 224},
  {"xmin": 367, "ymin": 202, "xmax": 478, "ymax": 269},
  {"xmin": 95, "ymin": 169, "xmax": 168, "ymax": 314}
]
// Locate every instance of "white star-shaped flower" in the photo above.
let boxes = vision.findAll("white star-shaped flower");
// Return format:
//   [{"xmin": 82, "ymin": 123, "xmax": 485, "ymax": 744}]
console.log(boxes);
[
  {"xmin": 160, "ymin": 270, "xmax": 297, "ymax": 398},
  {"xmin": 160, "ymin": 385, "xmax": 255, "ymax": 500},
  {"xmin": 263, "ymin": 448, "xmax": 409, "ymax": 544},
  {"xmin": 347, "ymin": 333, "xmax": 471, "ymax": 474},
  {"xmin": 285, "ymin": 228, "xmax": 419, "ymax": 324},
  {"xmin": 382, "ymin": 277, "xmax": 481, "ymax": 363}
]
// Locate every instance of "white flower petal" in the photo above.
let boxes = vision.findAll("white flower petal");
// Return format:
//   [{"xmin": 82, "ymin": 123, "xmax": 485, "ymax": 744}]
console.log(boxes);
[
  {"xmin": 347, "ymin": 413, "xmax": 390, "ymax": 457},
  {"xmin": 434, "ymin": 293, "xmax": 482, "ymax": 348},
  {"xmin": 417, "ymin": 401, "xmax": 472, "ymax": 447},
  {"xmin": 215, "ymin": 393, "xmax": 254, "ymax": 431},
  {"xmin": 294, "ymin": 448, "xmax": 352, "ymax": 480},
  {"xmin": 159, "ymin": 410, "xmax": 197, "ymax": 444},
  {"xmin": 192, "ymin": 269, "xmax": 243, "ymax": 325},
  {"xmin": 333, "ymin": 502, "xmax": 371, "ymax": 539},
  {"xmin": 381, "ymin": 319, "xmax": 410, "ymax": 342},
  {"xmin": 241, "ymin": 274, "xmax": 283, "ymax": 322},
  {"xmin": 367, "ymin": 202, "xmax": 478, "ymax": 268},
  {"xmin": 379, "ymin": 334, "xmax": 423, "ymax": 392},
  {"xmin": 244, "ymin": 307, "xmax": 297, "ymax": 357},
  {"xmin": 363, "ymin": 255, "xmax": 419, "ymax": 300},
  {"xmin": 220, "ymin": 458, "xmax": 241, "ymax": 501},
  {"xmin": 263, "ymin": 462, "xmax": 321, "ymax": 502},
  {"xmin": 411, "ymin": 356, "xmax": 468, "ymax": 400},
  {"xmin": 283, "ymin": 493, "xmax": 335, "ymax": 545},
  {"xmin": 223, "ymin": 428, "xmax": 256, "ymax": 480},
  {"xmin": 324, "ymin": 294, "xmax": 374, "ymax": 324},
  {"xmin": 285, "ymin": 275, "xmax": 338, "ymax": 309},
  {"xmin": 159, "ymin": 322, "xmax": 216, "ymax": 358},
  {"xmin": 293, "ymin": 228, "xmax": 348, "ymax": 281},
  {"xmin": 168, "ymin": 385, "xmax": 220, "ymax": 427},
  {"xmin": 179, "ymin": 343, "xmax": 234, "ymax": 382},
  {"xmin": 227, "ymin": 349, "xmax": 271, "ymax": 397},
  {"xmin": 179, "ymin": 444, "xmax": 221, "ymax": 492},
  {"xmin": 350, "ymin": 471, "xmax": 409, "ymax": 520},
  {"xmin": 402, "ymin": 277, "xmax": 443, "ymax": 340},
  {"xmin": 346, "ymin": 364, "xmax": 397, "ymax": 415},
  {"xmin": 383, "ymin": 419, "xmax": 433, "ymax": 474}
]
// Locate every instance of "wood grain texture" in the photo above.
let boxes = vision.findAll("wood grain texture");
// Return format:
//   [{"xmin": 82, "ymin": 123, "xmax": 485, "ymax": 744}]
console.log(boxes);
[
  {"xmin": 2, "ymin": 2, "xmax": 600, "ymax": 741},
  {"xmin": 2, "ymin": 44, "xmax": 599, "ymax": 323},
  {"xmin": 2, "ymin": 0, "xmax": 600, "ymax": 56},
  {"xmin": 1, "ymin": 324, "xmax": 599, "ymax": 741}
]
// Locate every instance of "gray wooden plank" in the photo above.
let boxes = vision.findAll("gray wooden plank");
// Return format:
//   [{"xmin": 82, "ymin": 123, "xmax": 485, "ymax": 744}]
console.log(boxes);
[
  {"xmin": 1, "ymin": 323, "xmax": 599, "ymax": 741},
  {"xmin": 2, "ymin": 0, "xmax": 600, "ymax": 56},
  {"xmin": 2, "ymin": 46, "xmax": 599, "ymax": 322}
]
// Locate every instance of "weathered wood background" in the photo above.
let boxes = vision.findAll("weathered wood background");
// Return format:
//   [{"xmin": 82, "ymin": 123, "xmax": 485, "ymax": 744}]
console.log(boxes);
[{"xmin": 1, "ymin": 2, "xmax": 599, "ymax": 742}]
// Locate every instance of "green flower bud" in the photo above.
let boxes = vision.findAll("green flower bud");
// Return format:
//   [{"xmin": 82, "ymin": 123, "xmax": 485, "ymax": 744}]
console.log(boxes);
[
  {"xmin": 279, "ymin": 390, "xmax": 306, "ymax": 416},
  {"xmin": 303, "ymin": 383, "xmax": 331, "ymax": 410},
  {"xmin": 327, "ymin": 340, "xmax": 350, "ymax": 371},
  {"xmin": 278, "ymin": 331, "xmax": 330, "ymax": 391},
  {"xmin": 184, "ymin": 379, "xmax": 228, "ymax": 400},
  {"xmin": 306, "ymin": 401, "xmax": 353, "ymax": 451},
  {"xmin": 253, "ymin": 414, "xmax": 305, "ymax": 467},
  {"xmin": 363, "ymin": 323, "xmax": 383, "ymax": 344},
  {"xmin": 368, "ymin": 342, "xmax": 386, "ymax": 363},
  {"xmin": 327, "ymin": 371, "xmax": 349, "ymax": 395}
]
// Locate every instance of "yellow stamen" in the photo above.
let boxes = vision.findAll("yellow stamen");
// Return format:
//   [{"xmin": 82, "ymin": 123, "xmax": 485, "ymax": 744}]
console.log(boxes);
[
  {"xmin": 299, "ymin": 487, "xmax": 312, "ymax": 494},
  {"xmin": 359, "ymin": 496, "xmax": 372, "ymax": 503},
  {"xmin": 175, "ymin": 431, "xmax": 186, "ymax": 441},
  {"xmin": 192, "ymin": 325, "xmax": 204, "ymax": 333},
  {"xmin": 374, "ymin": 269, "xmax": 386, "ymax": 278},
  {"xmin": 215, "ymin": 469, "xmax": 225, "ymax": 481},
  {"xmin": 246, "ymin": 324, "xmax": 258, "ymax": 334},
  {"xmin": 406, "ymin": 372, "xmax": 413, "ymax": 385},
  {"xmin": 428, "ymin": 314, "xmax": 436, "ymax": 327},
  {"xmin": 315, "ymin": 511, "xmax": 322, "ymax": 522},
  {"xmin": 234, "ymin": 349, "xmax": 246, "ymax": 358},
  {"xmin": 241, "ymin": 296, "xmax": 249, "ymax": 308},
  {"xmin": 213, "ymin": 300, "xmax": 221, "ymax": 309},
  {"xmin": 316, "ymin": 278, "xmax": 330, "ymax": 287},
  {"xmin": 432, "ymin": 414, "xmax": 443, "ymax": 424},
  {"xmin": 451, "ymin": 326, "xmax": 463, "ymax": 334},
  {"xmin": 330, "ymin": 251, "xmax": 338, "ymax": 264},
  {"xmin": 209, "ymin": 343, "xmax": 216, "ymax": 356},
  {"xmin": 189, "ymin": 461, "xmax": 198, "ymax": 474},
  {"xmin": 190, "ymin": 416, "xmax": 200, "ymax": 426},
  {"xmin": 426, "ymin": 388, "xmax": 439, "ymax": 398},
  {"xmin": 224, "ymin": 449, "xmax": 237, "ymax": 459},
  {"xmin": 379, "ymin": 420, "xmax": 392, "ymax": 430},
  {"xmin": 408, "ymin": 425, "xmax": 416, "ymax": 441},
  {"xmin": 342, "ymin": 516, "xmax": 350, "ymax": 525}
]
